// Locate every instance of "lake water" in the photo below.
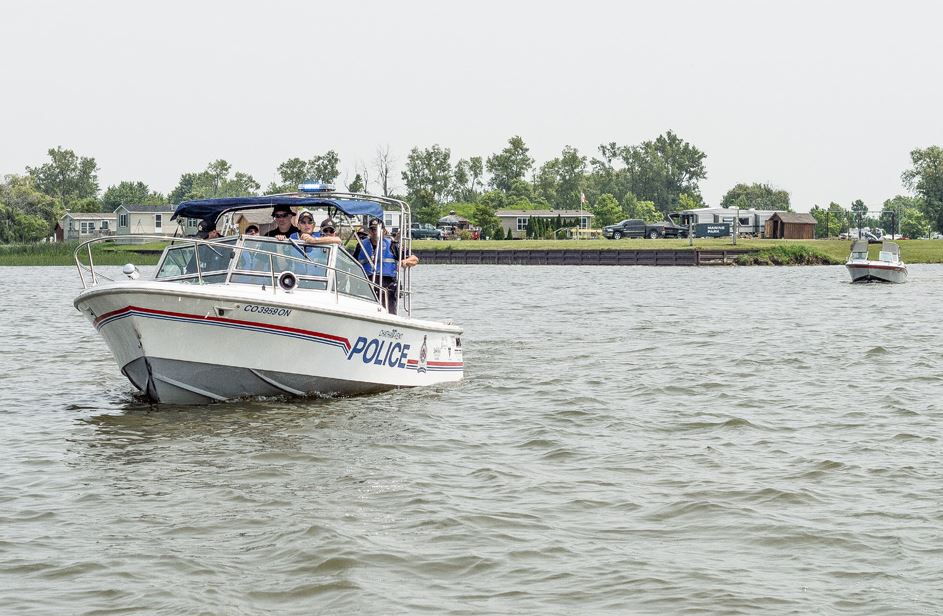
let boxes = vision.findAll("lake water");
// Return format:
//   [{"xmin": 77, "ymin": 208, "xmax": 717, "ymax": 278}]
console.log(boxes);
[{"xmin": 2, "ymin": 264, "xmax": 942, "ymax": 615}]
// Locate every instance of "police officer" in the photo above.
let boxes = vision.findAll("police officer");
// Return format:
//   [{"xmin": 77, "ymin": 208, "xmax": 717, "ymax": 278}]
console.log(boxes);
[
  {"xmin": 352, "ymin": 219, "xmax": 418, "ymax": 314},
  {"xmin": 266, "ymin": 204, "xmax": 299, "ymax": 239}
]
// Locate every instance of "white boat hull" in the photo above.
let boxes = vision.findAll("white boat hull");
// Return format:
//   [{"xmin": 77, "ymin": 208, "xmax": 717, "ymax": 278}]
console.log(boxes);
[
  {"xmin": 845, "ymin": 262, "xmax": 908, "ymax": 284},
  {"xmin": 75, "ymin": 283, "xmax": 464, "ymax": 404}
]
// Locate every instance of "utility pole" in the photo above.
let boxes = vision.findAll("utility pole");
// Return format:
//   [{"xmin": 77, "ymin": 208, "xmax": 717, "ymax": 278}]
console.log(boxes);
[{"xmin": 733, "ymin": 208, "xmax": 739, "ymax": 246}]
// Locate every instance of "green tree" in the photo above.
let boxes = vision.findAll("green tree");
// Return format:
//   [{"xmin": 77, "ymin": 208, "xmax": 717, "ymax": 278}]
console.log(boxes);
[
  {"xmin": 102, "ymin": 181, "xmax": 165, "ymax": 211},
  {"xmin": 472, "ymin": 202, "xmax": 500, "ymax": 239},
  {"xmin": 453, "ymin": 159, "xmax": 470, "ymax": 201},
  {"xmin": 402, "ymin": 145, "xmax": 452, "ymax": 203},
  {"xmin": 168, "ymin": 173, "xmax": 198, "ymax": 204},
  {"xmin": 592, "ymin": 193, "xmax": 623, "ymax": 227},
  {"xmin": 478, "ymin": 190, "xmax": 508, "ymax": 211},
  {"xmin": 621, "ymin": 192, "xmax": 638, "ymax": 219},
  {"xmin": 677, "ymin": 192, "xmax": 702, "ymax": 211},
  {"xmin": 720, "ymin": 183, "xmax": 790, "ymax": 211},
  {"xmin": 0, "ymin": 174, "xmax": 61, "ymax": 242},
  {"xmin": 168, "ymin": 161, "xmax": 260, "ymax": 202},
  {"xmin": 411, "ymin": 189, "xmax": 442, "ymax": 225},
  {"xmin": 587, "ymin": 142, "xmax": 630, "ymax": 205},
  {"xmin": 469, "ymin": 156, "xmax": 484, "ymax": 195},
  {"xmin": 635, "ymin": 200, "xmax": 660, "ymax": 223},
  {"xmin": 880, "ymin": 195, "xmax": 922, "ymax": 236},
  {"xmin": 270, "ymin": 151, "xmax": 342, "ymax": 193},
  {"xmin": 534, "ymin": 159, "xmax": 560, "ymax": 206},
  {"xmin": 207, "ymin": 159, "xmax": 231, "ymax": 194},
  {"xmin": 827, "ymin": 202, "xmax": 851, "ymax": 234},
  {"xmin": 850, "ymin": 199, "xmax": 869, "ymax": 227},
  {"xmin": 505, "ymin": 226, "xmax": 513, "ymax": 239},
  {"xmin": 308, "ymin": 150, "xmax": 341, "ymax": 184},
  {"xmin": 620, "ymin": 130, "xmax": 707, "ymax": 214},
  {"xmin": 902, "ymin": 145, "xmax": 943, "ymax": 232},
  {"xmin": 486, "ymin": 136, "xmax": 534, "ymax": 192},
  {"xmin": 26, "ymin": 146, "xmax": 99, "ymax": 208},
  {"xmin": 555, "ymin": 146, "xmax": 587, "ymax": 209},
  {"xmin": 809, "ymin": 205, "xmax": 827, "ymax": 238},
  {"xmin": 274, "ymin": 157, "xmax": 309, "ymax": 191},
  {"xmin": 70, "ymin": 197, "xmax": 103, "ymax": 213},
  {"xmin": 347, "ymin": 173, "xmax": 365, "ymax": 193},
  {"xmin": 900, "ymin": 207, "xmax": 930, "ymax": 238}
]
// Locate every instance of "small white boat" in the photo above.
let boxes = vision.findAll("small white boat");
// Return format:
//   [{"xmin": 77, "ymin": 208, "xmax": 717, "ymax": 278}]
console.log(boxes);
[
  {"xmin": 845, "ymin": 239, "xmax": 908, "ymax": 283},
  {"xmin": 73, "ymin": 189, "xmax": 463, "ymax": 404}
]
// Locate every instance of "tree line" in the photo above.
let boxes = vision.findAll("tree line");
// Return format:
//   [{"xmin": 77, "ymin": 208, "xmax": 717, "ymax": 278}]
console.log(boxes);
[{"xmin": 2, "ymin": 136, "xmax": 942, "ymax": 243}]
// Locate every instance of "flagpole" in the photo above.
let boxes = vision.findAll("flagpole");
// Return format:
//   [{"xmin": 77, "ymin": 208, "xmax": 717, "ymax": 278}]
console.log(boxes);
[{"xmin": 579, "ymin": 191, "xmax": 585, "ymax": 241}]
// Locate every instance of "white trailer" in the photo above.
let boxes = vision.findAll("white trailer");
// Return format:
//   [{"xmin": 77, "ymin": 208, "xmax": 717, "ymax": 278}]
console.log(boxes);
[{"xmin": 668, "ymin": 207, "xmax": 779, "ymax": 237}]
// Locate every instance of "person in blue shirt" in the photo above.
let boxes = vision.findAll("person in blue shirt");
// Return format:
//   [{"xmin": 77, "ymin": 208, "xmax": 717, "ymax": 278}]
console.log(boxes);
[
  {"xmin": 289, "ymin": 210, "xmax": 342, "ymax": 247},
  {"xmin": 352, "ymin": 219, "xmax": 418, "ymax": 314},
  {"xmin": 288, "ymin": 210, "xmax": 341, "ymax": 277}
]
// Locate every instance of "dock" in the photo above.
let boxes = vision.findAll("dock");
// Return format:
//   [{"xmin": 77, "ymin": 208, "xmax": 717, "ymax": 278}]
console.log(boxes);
[{"xmin": 412, "ymin": 248, "xmax": 757, "ymax": 266}]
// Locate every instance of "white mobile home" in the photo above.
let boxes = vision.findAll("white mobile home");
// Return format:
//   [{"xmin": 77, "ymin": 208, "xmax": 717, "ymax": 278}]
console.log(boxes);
[
  {"xmin": 115, "ymin": 204, "xmax": 181, "ymax": 239},
  {"xmin": 56, "ymin": 212, "xmax": 117, "ymax": 242}
]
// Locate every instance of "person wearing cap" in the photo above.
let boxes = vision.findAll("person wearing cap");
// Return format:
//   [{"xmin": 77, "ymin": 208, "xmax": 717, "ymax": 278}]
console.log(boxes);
[
  {"xmin": 244, "ymin": 224, "xmax": 259, "ymax": 235},
  {"xmin": 265, "ymin": 204, "xmax": 299, "ymax": 239},
  {"xmin": 196, "ymin": 217, "xmax": 220, "ymax": 240},
  {"xmin": 289, "ymin": 210, "xmax": 342, "ymax": 247},
  {"xmin": 284, "ymin": 210, "xmax": 341, "ymax": 278},
  {"xmin": 352, "ymin": 219, "xmax": 419, "ymax": 315}
]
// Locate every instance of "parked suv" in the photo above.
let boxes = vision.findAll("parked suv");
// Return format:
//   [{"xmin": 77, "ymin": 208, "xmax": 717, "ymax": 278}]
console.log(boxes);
[{"xmin": 409, "ymin": 222, "xmax": 443, "ymax": 240}]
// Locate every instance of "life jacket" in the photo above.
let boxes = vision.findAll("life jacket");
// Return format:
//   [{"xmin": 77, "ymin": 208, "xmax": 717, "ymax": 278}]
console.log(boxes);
[{"xmin": 356, "ymin": 236, "xmax": 398, "ymax": 278}]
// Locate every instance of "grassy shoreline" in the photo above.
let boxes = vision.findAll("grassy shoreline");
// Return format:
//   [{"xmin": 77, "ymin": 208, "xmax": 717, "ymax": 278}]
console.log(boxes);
[
  {"xmin": 412, "ymin": 238, "xmax": 943, "ymax": 264},
  {"xmin": 2, "ymin": 238, "xmax": 941, "ymax": 266}
]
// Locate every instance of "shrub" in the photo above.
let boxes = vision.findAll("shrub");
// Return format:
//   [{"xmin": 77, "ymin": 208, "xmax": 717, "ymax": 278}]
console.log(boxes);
[{"xmin": 735, "ymin": 245, "xmax": 840, "ymax": 265}]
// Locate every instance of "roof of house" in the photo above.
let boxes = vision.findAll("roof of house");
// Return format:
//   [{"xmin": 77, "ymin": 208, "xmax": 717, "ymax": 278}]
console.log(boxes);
[
  {"xmin": 115, "ymin": 204, "xmax": 176, "ymax": 213},
  {"xmin": 61, "ymin": 212, "xmax": 117, "ymax": 220},
  {"xmin": 769, "ymin": 212, "xmax": 816, "ymax": 224},
  {"xmin": 495, "ymin": 209, "xmax": 594, "ymax": 218},
  {"xmin": 438, "ymin": 214, "xmax": 471, "ymax": 224}
]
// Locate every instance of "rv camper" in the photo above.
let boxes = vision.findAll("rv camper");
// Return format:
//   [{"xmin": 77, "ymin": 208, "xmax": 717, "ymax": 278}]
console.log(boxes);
[{"xmin": 667, "ymin": 207, "xmax": 778, "ymax": 238}]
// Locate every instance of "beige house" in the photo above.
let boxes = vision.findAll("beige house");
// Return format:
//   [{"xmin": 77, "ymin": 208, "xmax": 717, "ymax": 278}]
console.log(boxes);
[
  {"xmin": 56, "ymin": 212, "xmax": 117, "ymax": 242},
  {"xmin": 496, "ymin": 209, "xmax": 594, "ymax": 239},
  {"xmin": 115, "ymin": 204, "xmax": 181, "ymax": 238}
]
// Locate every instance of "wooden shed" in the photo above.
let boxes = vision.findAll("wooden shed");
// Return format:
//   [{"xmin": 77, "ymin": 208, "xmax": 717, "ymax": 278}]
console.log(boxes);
[{"xmin": 765, "ymin": 212, "xmax": 816, "ymax": 239}]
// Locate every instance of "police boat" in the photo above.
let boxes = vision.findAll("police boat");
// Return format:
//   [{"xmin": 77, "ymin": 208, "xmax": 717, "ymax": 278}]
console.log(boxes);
[{"xmin": 73, "ymin": 185, "xmax": 463, "ymax": 404}]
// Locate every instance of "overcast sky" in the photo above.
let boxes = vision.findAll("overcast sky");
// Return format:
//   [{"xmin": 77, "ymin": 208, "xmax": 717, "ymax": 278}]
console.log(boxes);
[{"xmin": 2, "ymin": 0, "xmax": 941, "ymax": 212}]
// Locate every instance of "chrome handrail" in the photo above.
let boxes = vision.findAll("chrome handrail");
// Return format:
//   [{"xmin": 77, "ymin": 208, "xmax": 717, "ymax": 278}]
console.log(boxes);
[{"xmin": 74, "ymin": 234, "xmax": 392, "ymax": 309}]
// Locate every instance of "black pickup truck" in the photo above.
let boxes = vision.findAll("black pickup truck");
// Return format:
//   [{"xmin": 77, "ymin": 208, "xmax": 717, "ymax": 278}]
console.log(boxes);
[{"xmin": 602, "ymin": 219, "xmax": 688, "ymax": 240}]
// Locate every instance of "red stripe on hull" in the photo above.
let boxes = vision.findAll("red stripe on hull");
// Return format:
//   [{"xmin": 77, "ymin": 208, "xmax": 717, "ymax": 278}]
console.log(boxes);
[{"xmin": 95, "ymin": 305, "xmax": 351, "ymax": 351}]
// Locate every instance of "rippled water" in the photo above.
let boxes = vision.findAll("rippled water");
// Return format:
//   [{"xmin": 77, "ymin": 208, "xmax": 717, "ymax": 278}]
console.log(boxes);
[{"xmin": 3, "ymin": 264, "xmax": 943, "ymax": 615}]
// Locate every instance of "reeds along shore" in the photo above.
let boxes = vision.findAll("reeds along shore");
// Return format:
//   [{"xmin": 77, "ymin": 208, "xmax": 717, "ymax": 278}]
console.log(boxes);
[{"xmin": 1, "ymin": 238, "xmax": 941, "ymax": 267}]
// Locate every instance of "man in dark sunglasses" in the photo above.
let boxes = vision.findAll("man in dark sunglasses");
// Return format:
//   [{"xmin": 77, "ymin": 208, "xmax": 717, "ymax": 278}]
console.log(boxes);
[{"xmin": 265, "ymin": 205, "xmax": 299, "ymax": 239}]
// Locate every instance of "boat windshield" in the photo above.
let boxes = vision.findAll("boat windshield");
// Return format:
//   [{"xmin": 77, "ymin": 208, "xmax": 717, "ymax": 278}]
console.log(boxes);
[
  {"xmin": 153, "ymin": 236, "xmax": 379, "ymax": 301},
  {"xmin": 155, "ymin": 238, "xmax": 238, "ymax": 284},
  {"xmin": 232, "ymin": 238, "xmax": 330, "ymax": 290}
]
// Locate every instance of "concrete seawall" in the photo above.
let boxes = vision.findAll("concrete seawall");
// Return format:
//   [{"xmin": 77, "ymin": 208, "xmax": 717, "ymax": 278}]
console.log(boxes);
[{"xmin": 413, "ymin": 248, "xmax": 758, "ymax": 266}]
